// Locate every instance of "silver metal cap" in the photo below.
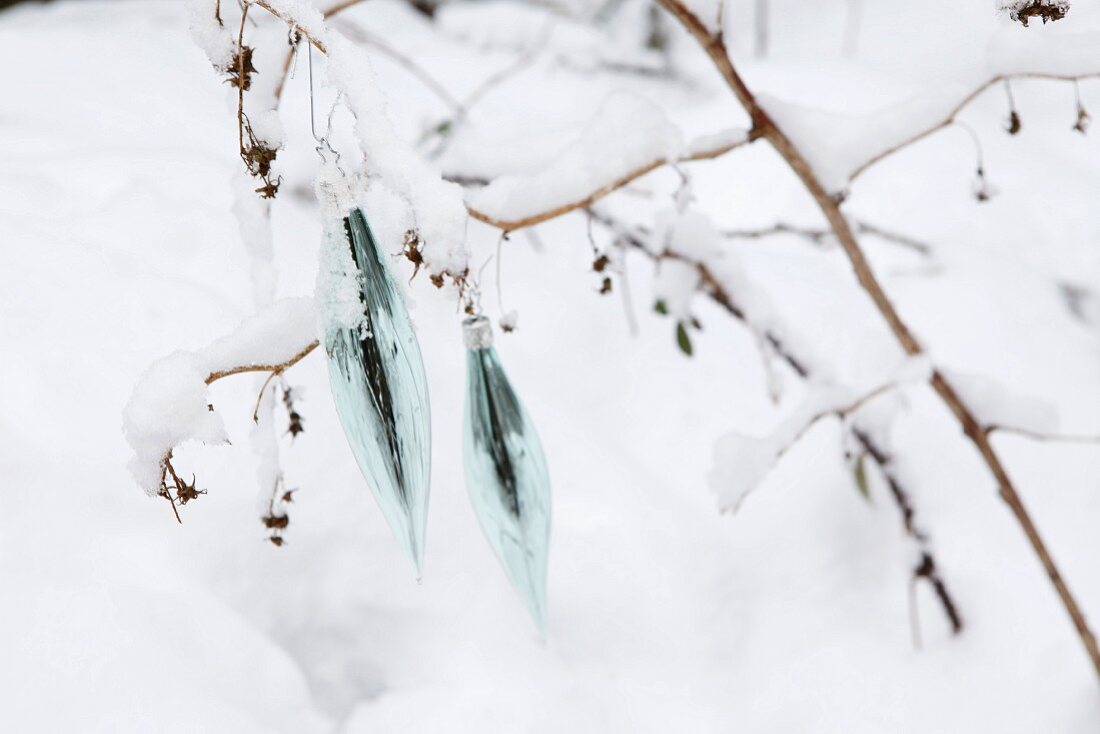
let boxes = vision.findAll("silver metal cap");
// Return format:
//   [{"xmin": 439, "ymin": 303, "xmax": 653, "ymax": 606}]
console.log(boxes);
[{"xmin": 462, "ymin": 315, "xmax": 494, "ymax": 350}]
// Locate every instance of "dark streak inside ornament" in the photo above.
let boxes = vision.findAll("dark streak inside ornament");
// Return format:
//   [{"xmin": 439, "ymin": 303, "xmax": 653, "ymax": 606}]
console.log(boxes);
[
  {"xmin": 472, "ymin": 349, "xmax": 521, "ymax": 517},
  {"xmin": 323, "ymin": 201, "xmax": 431, "ymax": 574},
  {"xmin": 343, "ymin": 212, "xmax": 408, "ymax": 501}
]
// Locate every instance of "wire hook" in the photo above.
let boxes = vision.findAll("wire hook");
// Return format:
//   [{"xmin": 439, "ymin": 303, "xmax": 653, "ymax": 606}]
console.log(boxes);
[{"xmin": 307, "ymin": 40, "xmax": 340, "ymax": 164}]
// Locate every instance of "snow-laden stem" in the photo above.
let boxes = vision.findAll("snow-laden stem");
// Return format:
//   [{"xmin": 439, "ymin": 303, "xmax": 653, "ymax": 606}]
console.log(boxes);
[
  {"xmin": 850, "ymin": 72, "xmax": 1100, "ymax": 181},
  {"xmin": 467, "ymin": 134, "xmax": 758, "ymax": 232},
  {"xmin": 853, "ymin": 428, "xmax": 963, "ymax": 636},
  {"xmin": 654, "ymin": 0, "xmax": 1100, "ymax": 680},
  {"xmin": 205, "ymin": 340, "xmax": 319, "ymax": 384}
]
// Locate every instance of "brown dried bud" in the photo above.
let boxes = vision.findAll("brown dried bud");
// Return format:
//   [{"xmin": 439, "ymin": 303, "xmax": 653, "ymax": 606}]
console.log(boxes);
[{"xmin": 1003, "ymin": 0, "xmax": 1069, "ymax": 26}]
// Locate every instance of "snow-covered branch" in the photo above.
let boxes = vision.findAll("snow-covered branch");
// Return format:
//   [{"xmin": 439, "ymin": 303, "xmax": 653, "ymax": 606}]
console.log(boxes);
[
  {"xmin": 123, "ymin": 298, "xmax": 318, "ymax": 518},
  {"xmin": 466, "ymin": 95, "xmax": 753, "ymax": 231},
  {"xmin": 848, "ymin": 71, "xmax": 1100, "ymax": 183},
  {"xmin": 709, "ymin": 358, "xmax": 927, "ymax": 512}
]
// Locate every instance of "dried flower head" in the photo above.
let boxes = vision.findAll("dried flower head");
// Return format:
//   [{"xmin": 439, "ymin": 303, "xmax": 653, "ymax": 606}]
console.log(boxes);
[{"xmin": 1000, "ymin": 0, "xmax": 1069, "ymax": 26}]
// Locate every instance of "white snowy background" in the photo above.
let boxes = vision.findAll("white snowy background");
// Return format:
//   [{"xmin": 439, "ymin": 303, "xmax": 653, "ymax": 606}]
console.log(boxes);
[{"xmin": 2, "ymin": 0, "xmax": 1100, "ymax": 731}]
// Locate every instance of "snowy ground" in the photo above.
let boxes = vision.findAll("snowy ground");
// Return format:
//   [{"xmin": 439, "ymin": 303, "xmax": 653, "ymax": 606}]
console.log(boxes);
[{"xmin": 2, "ymin": 0, "xmax": 1100, "ymax": 731}]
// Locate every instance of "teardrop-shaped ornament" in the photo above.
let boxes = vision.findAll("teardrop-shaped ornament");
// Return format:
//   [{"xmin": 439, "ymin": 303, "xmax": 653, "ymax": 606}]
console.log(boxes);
[
  {"xmin": 461, "ymin": 316, "xmax": 551, "ymax": 631},
  {"xmin": 317, "ymin": 175, "xmax": 431, "ymax": 577}
]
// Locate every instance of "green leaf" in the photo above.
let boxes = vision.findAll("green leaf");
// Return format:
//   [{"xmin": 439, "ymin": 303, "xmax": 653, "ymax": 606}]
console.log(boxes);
[
  {"xmin": 854, "ymin": 453, "xmax": 870, "ymax": 501},
  {"xmin": 653, "ymin": 299, "xmax": 669, "ymax": 315},
  {"xmin": 676, "ymin": 322, "xmax": 693, "ymax": 356}
]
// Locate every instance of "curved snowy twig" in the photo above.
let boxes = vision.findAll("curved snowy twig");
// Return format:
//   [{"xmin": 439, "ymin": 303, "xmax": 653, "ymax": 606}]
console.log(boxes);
[
  {"xmin": 849, "ymin": 72, "xmax": 1100, "ymax": 181},
  {"xmin": 466, "ymin": 133, "xmax": 758, "ymax": 232}
]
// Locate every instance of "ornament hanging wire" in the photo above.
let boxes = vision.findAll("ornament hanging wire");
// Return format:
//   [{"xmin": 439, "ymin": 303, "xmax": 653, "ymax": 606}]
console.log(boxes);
[{"xmin": 306, "ymin": 40, "xmax": 341, "ymax": 166}]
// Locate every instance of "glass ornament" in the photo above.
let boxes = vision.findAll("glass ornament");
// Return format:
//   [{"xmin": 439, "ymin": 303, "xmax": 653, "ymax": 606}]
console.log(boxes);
[
  {"xmin": 321, "ymin": 201, "xmax": 431, "ymax": 577},
  {"xmin": 462, "ymin": 316, "xmax": 551, "ymax": 631}
]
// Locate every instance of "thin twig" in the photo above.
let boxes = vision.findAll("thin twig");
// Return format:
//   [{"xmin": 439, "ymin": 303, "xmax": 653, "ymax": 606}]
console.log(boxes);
[
  {"xmin": 989, "ymin": 425, "xmax": 1100, "ymax": 445},
  {"xmin": 721, "ymin": 220, "xmax": 932, "ymax": 256},
  {"xmin": 159, "ymin": 454, "xmax": 183, "ymax": 525},
  {"xmin": 252, "ymin": 370, "xmax": 281, "ymax": 422},
  {"xmin": 236, "ymin": 2, "xmax": 250, "ymax": 158}
]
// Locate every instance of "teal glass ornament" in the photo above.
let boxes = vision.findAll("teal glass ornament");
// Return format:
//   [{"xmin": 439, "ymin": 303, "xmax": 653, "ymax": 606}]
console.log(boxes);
[
  {"xmin": 462, "ymin": 316, "xmax": 551, "ymax": 631},
  {"xmin": 321, "ymin": 202, "xmax": 431, "ymax": 577}
]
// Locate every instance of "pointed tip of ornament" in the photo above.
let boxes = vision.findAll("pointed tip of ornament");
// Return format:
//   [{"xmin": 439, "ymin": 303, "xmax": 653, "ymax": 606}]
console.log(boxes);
[
  {"xmin": 408, "ymin": 521, "xmax": 427, "ymax": 581},
  {"xmin": 526, "ymin": 593, "xmax": 548, "ymax": 638}
]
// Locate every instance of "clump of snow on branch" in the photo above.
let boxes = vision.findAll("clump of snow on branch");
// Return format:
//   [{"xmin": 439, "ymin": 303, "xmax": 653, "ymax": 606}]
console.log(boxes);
[
  {"xmin": 651, "ymin": 210, "xmax": 716, "ymax": 319},
  {"xmin": 941, "ymin": 368, "xmax": 1060, "ymax": 433},
  {"xmin": 710, "ymin": 383, "xmax": 856, "ymax": 512},
  {"xmin": 123, "ymin": 297, "xmax": 318, "ymax": 495},
  {"xmin": 759, "ymin": 93, "xmax": 962, "ymax": 193},
  {"xmin": 468, "ymin": 92, "xmax": 683, "ymax": 223},
  {"xmin": 187, "ymin": 0, "xmax": 235, "ymax": 69},
  {"xmin": 247, "ymin": 109, "xmax": 286, "ymax": 152},
  {"xmin": 232, "ymin": 174, "xmax": 277, "ymax": 307},
  {"xmin": 654, "ymin": 259, "xmax": 700, "ymax": 320},
  {"xmin": 124, "ymin": 352, "xmax": 228, "ymax": 495}
]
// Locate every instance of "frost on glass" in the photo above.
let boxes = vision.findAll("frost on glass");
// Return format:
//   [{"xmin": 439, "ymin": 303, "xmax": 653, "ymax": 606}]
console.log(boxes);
[
  {"xmin": 462, "ymin": 316, "xmax": 551, "ymax": 631},
  {"xmin": 324, "ymin": 208, "xmax": 431, "ymax": 577}
]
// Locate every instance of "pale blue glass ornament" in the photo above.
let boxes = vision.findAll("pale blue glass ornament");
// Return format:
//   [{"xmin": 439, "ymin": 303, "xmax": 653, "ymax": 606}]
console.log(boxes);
[
  {"xmin": 462, "ymin": 316, "xmax": 551, "ymax": 631},
  {"xmin": 323, "ymin": 205, "xmax": 431, "ymax": 577}
]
